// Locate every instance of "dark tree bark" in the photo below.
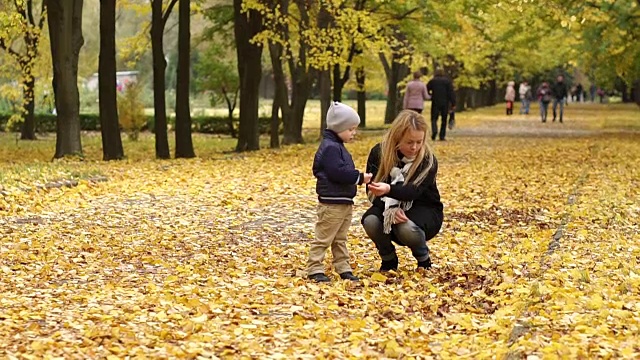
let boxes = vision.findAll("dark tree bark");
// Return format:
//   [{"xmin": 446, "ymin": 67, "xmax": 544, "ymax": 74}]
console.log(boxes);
[
  {"xmin": 319, "ymin": 69, "xmax": 331, "ymax": 135},
  {"xmin": 98, "ymin": 0, "xmax": 124, "ymax": 160},
  {"xmin": 356, "ymin": 68, "xmax": 366, "ymax": 127},
  {"xmin": 380, "ymin": 52, "xmax": 409, "ymax": 124},
  {"xmin": 270, "ymin": 93, "xmax": 280, "ymax": 149},
  {"xmin": 234, "ymin": 0, "xmax": 263, "ymax": 152},
  {"xmin": 46, "ymin": 0, "xmax": 84, "ymax": 158},
  {"xmin": 331, "ymin": 47, "xmax": 356, "ymax": 102},
  {"xmin": 269, "ymin": 42, "xmax": 288, "ymax": 149},
  {"xmin": 632, "ymin": 79, "xmax": 640, "ymax": 107},
  {"xmin": 224, "ymin": 91, "xmax": 238, "ymax": 138},
  {"xmin": 150, "ymin": 0, "xmax": 176, "ymax": 159},
  {"xmin": 21, "ymin": 73, "xmax": 36, "ymax": 139},
  {"xmin": 174, "ymin": 0, "xmax": 195, "ymax": 158},
  {"xmin": 317, "ymin": 4, "xmax": 331, "ymax": 135}
]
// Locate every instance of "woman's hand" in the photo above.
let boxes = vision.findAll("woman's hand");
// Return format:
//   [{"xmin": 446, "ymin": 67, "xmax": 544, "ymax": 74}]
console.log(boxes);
[
  {"xmin": 394, "ymin": 209, "xmax": 409, "ymax": 224},
  {"xmin": 368, "ymin": 182, "xmax": 391, "ymax": 197}
]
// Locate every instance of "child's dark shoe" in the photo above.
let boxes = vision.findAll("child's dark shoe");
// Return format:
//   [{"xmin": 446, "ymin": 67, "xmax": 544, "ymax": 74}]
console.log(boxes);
[
  {"xmin": 308, "ymin": 273, "xmax": 331, "ymax": 283},
  {"xmin": 339, "ymin": 272, "xmax": 360, "ymax": 281},
  {"xmin": 379, "ymin": 257, "xmax": 399, "ymax": 272},
  {"xmin": 417, "ymin": 257, "xmax": 432, "ymax": 270}
]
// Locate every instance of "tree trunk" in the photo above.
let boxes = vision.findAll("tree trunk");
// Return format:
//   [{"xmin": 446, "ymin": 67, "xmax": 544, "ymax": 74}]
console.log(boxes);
[
  {"xmin": 282, "ymin": 73, "xmax": 313, "ymax": 145},
  {"xmin": 98, "ymin": 0, "xmax": 124, "ymax": 160},
  {"xmin": 632, "ymin": 79, "xmax": 639, "ymax": 107},
  {"xmin": 47, "ymin": 0, "xmax": 84, "ymax": 158},
  {"xmin": 151, "ymin": 0, "xmax": 170, "ymax": 159},
  {"xmin": 619, "ymin": 80, "xmax": 630, "ymax": 103},
  {"xmin": 225, "ymin": 96, "xmax": 237, "ymax": 138},
  {"xmin": 487, "ymin": 79, "xmax": 497, "ymax": 106},
  {"xmin": 20, "ymin": 72, "xmax": 37, "ymax": 140},
  {"xmin": 319, "ymin": 69, "xmax": 331, "ymax": 135},
  {"xmin": 356, "ymin": 68, "xmax": 366, "ymax": 128},
  {"xmin": 384, "ymin": 59, "xmax": 408, "ymax": 124},
  {"xmin": 268, "ymin": 42, "xmax": 288, "ymax": 148},
  {"xmin": 270, "ymin": 95, "xmax": 280, "ymax": 148},
  {"xmin": 234, "ymin": 0, "xmax": 263, "ymax": 152},
  {"xmin": 455, "ymin": 87, "xmax": 468, "ymax": 112},
  {"xmin": 174, "ymin": 0, "xmax": 195, "ymax": 158},
  {"xmin": 332, "ymin": 65, "xmax": 342, "ymax": 102}
]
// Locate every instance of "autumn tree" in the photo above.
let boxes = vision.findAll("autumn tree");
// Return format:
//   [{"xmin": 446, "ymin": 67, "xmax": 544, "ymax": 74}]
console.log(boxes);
[
  {"xmin": 99, "ymin": 0, "xmax": 124, "ymax": 160},
  {"xmin": 151, "ymin": 0, "xmax": 178, "ymax": 159},
  {"xmin": 0, "ymin": 0, "xmax": 46, "ymax": 140},
  {"xmin": 174, "ymin": 0, "xmax": 195, "ymax": 158},
  {"xmin": 46, "ymin": 0, "xmax": 84, "ymax": 158},
  {"xmin": 250, "ymin": 0, "xmax": 380, "ymax": 144},
  {"xmin": 548, "ymin": 0, "xmax": 640, "ymax": 105},
  {"xmin": 233, "ymin": 0, "xmax": 263, "ymax": 151}
]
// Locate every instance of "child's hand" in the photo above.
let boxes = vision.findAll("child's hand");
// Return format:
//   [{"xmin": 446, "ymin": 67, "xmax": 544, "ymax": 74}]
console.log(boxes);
[
  {"xmin": 368, "ymin": 182, "xmax": 390, "ymax": 196},
  {"xmin": 363, "ymin": 173, "xmax": 373, "ymax": 184}
]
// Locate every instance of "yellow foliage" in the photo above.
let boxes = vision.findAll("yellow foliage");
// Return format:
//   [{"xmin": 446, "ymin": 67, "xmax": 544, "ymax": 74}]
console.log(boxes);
[{"xmin": 0, "ymin": 104, "xmax": 639, "ymax": 357}]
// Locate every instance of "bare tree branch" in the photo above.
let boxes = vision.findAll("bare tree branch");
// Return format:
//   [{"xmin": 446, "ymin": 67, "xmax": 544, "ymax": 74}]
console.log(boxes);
[
  {"xmin": 163, "ymin": 0, "xmax": 179, "ymax": 26},
  {"xmin": 26, "ymin": 0, "xmax": 36, "ymax": 26},
  {"xmin": 0, "ymin": 38, "xmax": 21, "ymax": 59}
]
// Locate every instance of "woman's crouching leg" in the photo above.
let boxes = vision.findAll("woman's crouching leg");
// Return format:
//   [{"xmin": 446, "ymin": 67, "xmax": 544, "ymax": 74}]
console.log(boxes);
[
  {"xmin": 393, "ymin": 220, "xmax": 429, "ymax": 262},
  {"xmin": 362, "ymin": 215, "xmax": 397, "ymax": 261}
]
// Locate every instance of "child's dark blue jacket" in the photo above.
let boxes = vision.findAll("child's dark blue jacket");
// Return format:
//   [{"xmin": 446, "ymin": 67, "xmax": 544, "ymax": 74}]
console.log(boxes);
[{"xmin": 313, "ymin": 129, "xmax": 364, "ymax": 204}]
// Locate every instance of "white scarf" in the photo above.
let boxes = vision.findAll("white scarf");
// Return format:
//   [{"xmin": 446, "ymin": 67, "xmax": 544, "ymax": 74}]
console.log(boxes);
[{"xmin": 382, "ymin": 157, "xmax": 414, "ymax": 234}]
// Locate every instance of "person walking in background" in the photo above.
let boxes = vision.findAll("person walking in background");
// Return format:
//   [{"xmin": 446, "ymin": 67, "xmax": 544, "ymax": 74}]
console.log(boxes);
[
  {"xmin": 505, "ymin": 81, "xmax": 516, "ymax": 115},
  {"xmin": 590, "ymin": 84, "xmax": 597, "ymax": 102},
  {"xmin": 597, "ymin": 88, "xmax": 605, "ymax": 103},
  {"xmin": 575, "ymin": 83, "xmax": 583, "ymax": 103},
  {"xmin": 551, "ymin": 75, "xmax": 568, "ymax": 122},
  {"xmin": 518, "ymin": 80, "xmax": 531, "ymax": 115},
  {"xmin": 537, "ymin": 81, "xmax": 552, "ymax": 123},
  {"xmin": 403, "ymin": 71, "xmax": 430, "ymax": 114},
  {"xmin": 427, "ymin": 69, "xmax": 456, "ymax": 141}
]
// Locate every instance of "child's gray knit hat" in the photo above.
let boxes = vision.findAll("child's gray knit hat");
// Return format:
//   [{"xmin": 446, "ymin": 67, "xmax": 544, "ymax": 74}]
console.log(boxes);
[{"xmin": 326, "ymin": 101, "xmax": 360, "ymax": 133}]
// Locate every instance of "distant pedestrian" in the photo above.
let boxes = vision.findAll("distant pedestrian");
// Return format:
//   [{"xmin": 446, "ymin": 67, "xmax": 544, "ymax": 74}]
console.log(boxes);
[
  {"xmin": 403, "ymin": 71, "xmax": 430, "ymax": 114},
  {"xmin": 575, "ymin": 83, "xmax": 583, "ymax": 103},
  {"xmin": 505, "ymin": 81, "xmax": 516, "ymax": 115},
  {"xmin": 537, "ymin": 82, "xmax": 552, "ymax": 123},
  {"xmin": 519, "ymin": 80, "xmax": 532, "ymax": 115},
  {"xmin": 551, "ymin": 75, "xmax": 568, "ymax": 122},
  {"xmin": 426, "ymin": 69, "xmax": 456, "ymax": 141}
]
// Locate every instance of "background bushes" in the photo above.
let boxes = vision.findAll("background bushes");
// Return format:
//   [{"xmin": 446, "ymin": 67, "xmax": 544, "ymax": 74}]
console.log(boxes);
[{"xmin": 0, "ymin": 113, "xmax": 277, "ymax": 136}]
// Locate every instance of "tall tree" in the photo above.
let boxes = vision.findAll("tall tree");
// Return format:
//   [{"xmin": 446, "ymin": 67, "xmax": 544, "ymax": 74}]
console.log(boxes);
[
  {"xmin": 98, "ymin": 0, "xmax": 124, "ymax": 160},
  {"xmin": 233, "ymin": 0, "xmax": 263, "ymax": 151},
  {"xmin": 150, "ymin": 0, "xmax": 177, "ymax": 159},
  {"xmin": 174, "ymin": 0, "xmax": 195, "ymax": 158},
  {"xmin": 46, "ymin": 0, "xmax": 84, "ymax": 158},
  {"xmin": 0, "ymin": 0, "xmax": 46, "ymax": 140}
]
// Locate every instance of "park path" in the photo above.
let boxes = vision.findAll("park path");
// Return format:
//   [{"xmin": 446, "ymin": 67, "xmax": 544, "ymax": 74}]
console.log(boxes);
[{"xmin": 1, "ymin": 115, "xmax": 639, "ymax": 357}]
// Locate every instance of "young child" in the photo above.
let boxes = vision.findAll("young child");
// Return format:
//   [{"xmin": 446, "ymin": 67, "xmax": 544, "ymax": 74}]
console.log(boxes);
[{"xmin": 307, "ymin": 102, "xmax": 372, "ymax": 283}]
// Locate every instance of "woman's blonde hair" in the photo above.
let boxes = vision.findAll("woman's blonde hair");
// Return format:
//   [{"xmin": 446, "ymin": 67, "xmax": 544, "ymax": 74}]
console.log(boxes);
[{"xmin": 374, "ymin": 110, "xmax": 434, "ymax": 185}]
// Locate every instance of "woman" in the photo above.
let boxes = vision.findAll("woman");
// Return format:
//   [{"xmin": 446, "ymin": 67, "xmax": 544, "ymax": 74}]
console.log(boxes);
[
  {"xmin": 403, "ymin": 71, "xmax": 430, "ymax": 114},
  {"xmin": 505, "ymin": 81, "xmax": 516, "ymax": 115},
  {"xmin": 362, "ymin": 110, "xmax": 443, "ymax": 271}
]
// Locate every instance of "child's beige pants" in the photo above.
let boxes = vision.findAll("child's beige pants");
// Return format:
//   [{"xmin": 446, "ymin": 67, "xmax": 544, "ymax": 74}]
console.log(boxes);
[{"xmin": 307, "ymin": 203, "xmax": 353, "ymax": 276}]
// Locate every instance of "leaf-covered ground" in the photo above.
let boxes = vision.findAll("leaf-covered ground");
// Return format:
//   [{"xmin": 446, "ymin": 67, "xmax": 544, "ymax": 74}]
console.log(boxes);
[{"xmin": 1, "ymin": 103, "xmax": 639, "ymax": 358}]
